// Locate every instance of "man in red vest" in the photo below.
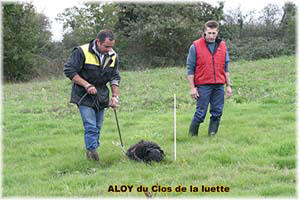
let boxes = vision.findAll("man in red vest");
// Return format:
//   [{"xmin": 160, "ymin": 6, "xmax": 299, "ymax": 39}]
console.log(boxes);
[{"xmin": 187, "ymin": 20, "xmax": 232, "ymax": 136}]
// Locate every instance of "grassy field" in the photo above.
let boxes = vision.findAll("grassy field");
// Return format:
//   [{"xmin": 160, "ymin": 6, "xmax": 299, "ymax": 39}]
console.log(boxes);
[{"xmin": 2, "ymin": 55, "xmax": 296, "ymax": 198}]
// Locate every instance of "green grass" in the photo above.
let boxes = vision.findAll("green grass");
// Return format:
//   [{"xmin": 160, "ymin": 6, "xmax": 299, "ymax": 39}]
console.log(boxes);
[{"xmin": 3, "ymin": 55, "xmax": 296, "ymax": 197}]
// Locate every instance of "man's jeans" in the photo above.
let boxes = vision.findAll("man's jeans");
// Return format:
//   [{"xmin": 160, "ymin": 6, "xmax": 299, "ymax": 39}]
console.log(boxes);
[
  {"xmin": 192, "ymin": 84, "xmax": 224, "ymax": 124},
  {"xmin": 79, "ymin": 105, "xmax": 104, "ymax": 151}
]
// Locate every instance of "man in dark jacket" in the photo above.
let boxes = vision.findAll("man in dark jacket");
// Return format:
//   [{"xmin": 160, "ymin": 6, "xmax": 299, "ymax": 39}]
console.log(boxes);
[
  {"xmin": 187, "ymin": 20, "xmax": 232, "ymax": 137},
  {"xmin": 64, "ymin": 29, "xmax": 121, "ymax": 162}
]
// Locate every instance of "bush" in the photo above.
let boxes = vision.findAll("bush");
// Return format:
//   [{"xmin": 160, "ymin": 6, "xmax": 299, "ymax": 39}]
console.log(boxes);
[
  {"xmin": 229, "ymin": 37, "xmax": 295, "ymax": 61},
  {"xmin": 3, "ymin": 3, "xmax": 52, "ymax": 82},
  {"xmin": 114, "ymin": 3, "xmax": 223, "ymax": 70}
]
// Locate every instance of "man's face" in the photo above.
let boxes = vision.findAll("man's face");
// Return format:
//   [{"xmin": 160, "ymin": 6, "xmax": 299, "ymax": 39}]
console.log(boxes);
[
  {"xmin": 96, "ymin": 38, "xmax": 115, "ymax": 54},
  {"xmin": 204, "ymin": 27, "xmax": 219, "ymax": 42}
]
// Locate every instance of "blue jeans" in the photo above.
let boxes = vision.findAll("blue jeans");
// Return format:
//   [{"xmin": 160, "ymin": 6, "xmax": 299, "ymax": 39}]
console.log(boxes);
[
  {"xmin": 192, "ymin": 84, "xmax": 224, "ymax": 124},
  {"xmin": 79, "ymin": 105, "xmax": 104, "ymax": 151}
]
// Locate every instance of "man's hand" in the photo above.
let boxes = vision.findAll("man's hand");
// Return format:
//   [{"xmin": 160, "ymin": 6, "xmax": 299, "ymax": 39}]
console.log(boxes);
[
  {"xmin": 190, "ymin": 87, "xmax": 199, "ymax": 99},
  {"xmin": 110, "ymin": 96, "xmax": 119, "ymax": 109},
  {"xmin": 85, "ymin": 85, "xmax": 97, "ymax": 94},
  {"xmin": 225, "ymin": 85, "xmax": 232, "ymax": 98},
  {"xmin": 72, "ymin": 74, "xmax": 97, "ymax": 94},
  {"xmin": 187, "ymin": 75, "xmax": 199, "ymax": 100}
]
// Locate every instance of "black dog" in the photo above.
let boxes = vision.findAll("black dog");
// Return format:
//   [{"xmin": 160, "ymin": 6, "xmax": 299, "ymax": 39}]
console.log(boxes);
[{"xmin": 126, "ymin": 140, "xmax": 165, "ymax": 163}]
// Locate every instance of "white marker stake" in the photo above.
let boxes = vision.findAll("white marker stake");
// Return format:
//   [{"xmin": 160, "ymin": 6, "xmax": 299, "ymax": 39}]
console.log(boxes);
[{"xmin": 174, "ymin": 94, "xmax": 176, "ymax": 161}]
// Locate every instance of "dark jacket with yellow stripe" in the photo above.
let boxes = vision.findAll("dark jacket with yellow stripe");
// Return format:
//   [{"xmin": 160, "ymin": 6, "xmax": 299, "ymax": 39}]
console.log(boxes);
[{"xmin": 64, "ymin": 40, "xmax": 121, "ymax": 110}]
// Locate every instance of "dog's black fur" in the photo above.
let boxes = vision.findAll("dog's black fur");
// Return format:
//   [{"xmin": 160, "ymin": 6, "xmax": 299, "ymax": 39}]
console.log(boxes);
[{"xmin": 126, "ymin": 140, "xmax": 165, "ymax": 163}]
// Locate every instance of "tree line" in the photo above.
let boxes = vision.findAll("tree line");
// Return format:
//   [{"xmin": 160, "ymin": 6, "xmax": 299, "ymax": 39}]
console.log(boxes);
[{"xmin": 3, "ymin": 2, "xmax": 296, "ymax": 82}]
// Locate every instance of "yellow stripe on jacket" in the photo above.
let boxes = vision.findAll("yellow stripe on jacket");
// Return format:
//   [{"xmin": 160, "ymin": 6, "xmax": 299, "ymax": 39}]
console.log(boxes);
[{"xmin": 80, "ymin": 44, "xmax": 116, "ymax": 67}]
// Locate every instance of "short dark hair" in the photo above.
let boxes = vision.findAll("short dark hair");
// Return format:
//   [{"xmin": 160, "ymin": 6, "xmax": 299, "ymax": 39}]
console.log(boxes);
[
  {"xmin": 204, "ymin": 20, "xmax": 219, "ymax": 30},
  {"xmin": 96, "ymin": 29, "xmax": 115, "ymax": 43}
]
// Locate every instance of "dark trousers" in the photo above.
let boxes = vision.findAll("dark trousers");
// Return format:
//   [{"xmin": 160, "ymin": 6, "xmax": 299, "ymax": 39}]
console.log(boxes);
[{"xmin": 192, "ymin": 84, "xmax": 224, "ymax": 124}]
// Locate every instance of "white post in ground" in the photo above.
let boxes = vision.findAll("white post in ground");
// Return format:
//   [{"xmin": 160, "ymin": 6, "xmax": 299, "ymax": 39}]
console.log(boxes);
[{"xmin": 174, "ymin": 94, "xmax": 176, "ymax": 161}]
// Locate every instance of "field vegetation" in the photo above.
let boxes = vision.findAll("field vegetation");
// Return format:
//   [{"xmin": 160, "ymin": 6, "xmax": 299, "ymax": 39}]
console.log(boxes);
[{"xmin": 3, "ymin": 56, "xmax": 296, "ymax": 197}]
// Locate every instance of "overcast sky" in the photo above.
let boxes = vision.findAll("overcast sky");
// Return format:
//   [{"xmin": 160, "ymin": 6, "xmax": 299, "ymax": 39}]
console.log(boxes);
[{"xmin": 32, "ymin": 0, "xmax": 295, "ymax": 41}]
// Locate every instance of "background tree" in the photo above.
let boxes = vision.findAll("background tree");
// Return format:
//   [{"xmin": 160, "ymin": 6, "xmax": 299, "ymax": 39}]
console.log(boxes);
[
  {"xmin": 258, "ymin": 4, "xmax": 282, "ymax": 38},
  {"xmin": 2, "ymin": 2, "xmax": 296, "ymax": 82},
  {"xmin": 57, "ymin": 2, "xmax": 224, "ymax": 69},
  {"xmin": 57, "ymin": 3, "xmax": 118, "ymax": 50},
  {"xmin": 114, "ymin": 2, "xmax": 225, "ymax": 69},
  {"xmin": 223, "ymin": 2, "xmax": 295, "ymax": 61},
  {"xmin": 223, "ymin": 7, "xmax": 256, "ymax": 39},
  {"xmin": 3, "ymin": 2, "xmax": 52, "ymax": 81},
  {"xmin": 280, "ymin": 2, "xmax": 296, "ymax": 49}
]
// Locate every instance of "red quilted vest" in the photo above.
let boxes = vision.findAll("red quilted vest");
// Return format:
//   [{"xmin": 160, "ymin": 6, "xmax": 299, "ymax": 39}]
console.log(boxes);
[{"xmin": 193, "ymin": 37, "xmax": 226, "ymax": 85}]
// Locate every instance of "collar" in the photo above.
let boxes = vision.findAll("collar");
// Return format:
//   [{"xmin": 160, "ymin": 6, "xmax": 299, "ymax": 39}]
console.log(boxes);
[
  {"xmin": 206, "ymin": 41, "xmax": 215, "ymax": 45},
  {"xmin": 92, "ymin": 40, "xmax": 101, "ymax": 58}
]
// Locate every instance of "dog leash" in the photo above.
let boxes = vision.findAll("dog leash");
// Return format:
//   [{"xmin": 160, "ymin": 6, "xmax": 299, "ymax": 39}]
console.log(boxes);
[{"xmin": 77, "ymin": 92, "xmax": 102, "ymax": 112}]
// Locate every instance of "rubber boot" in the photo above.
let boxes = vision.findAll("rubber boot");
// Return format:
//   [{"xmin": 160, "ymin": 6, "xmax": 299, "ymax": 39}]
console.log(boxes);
[
  {"xmin": 208, "ymin": 119, "xmax": 220, "ymax": 136},
  {"xmin": 189, "ymin": 121, "xmax": 200, "ymax": 136},
  {"xmin": 86, "ymin": 150, "xmax": 92, "ymax": 160},
  {"xmin": 86, "ymin": 149, "xmax": 99, "ymax": 161}
]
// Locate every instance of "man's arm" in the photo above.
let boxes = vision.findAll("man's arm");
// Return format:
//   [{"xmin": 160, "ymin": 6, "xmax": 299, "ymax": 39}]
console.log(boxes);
[
  {"xmin": 64, "ymin": 48, "xmax": 84, "ymax": 80},
  {"xmin": 225, "ymin": 72, "xmax": 231, "ymax": 86},
  {"xmin": 224, "ymin": 48, "xmax": 232, "ymax": 98},
  {"xmin": 64, "ymin": 48, "xmax": 97, "ymax": 94},
  {"xmin": 188, "ymin": 75, "xmax": 199, "ymax": 99},
  {"xmin": 72, "ymin": 74, "xmax": 97, "ymax": 94},
  {"xmin": 187, "ymin": 44, "xmax": 199, "ymax": 99},
  {"xmin": 110, "ymin": 85, "xmax": 119, "ymax": 110},
  {"xmin": 110, "ymin": 55, "xmax": 121, "ymax": 109},
  {"xmin": 111, "ymin": 85, "xmax": 119, "ymax": 98}
]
